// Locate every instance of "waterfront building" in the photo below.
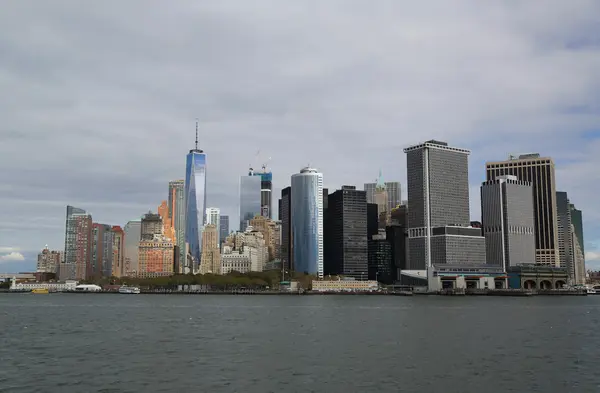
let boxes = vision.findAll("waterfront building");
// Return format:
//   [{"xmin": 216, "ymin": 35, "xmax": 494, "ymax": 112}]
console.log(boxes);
[
  {"xmin": 111, "ymin": 226, "xmax": 125, "ymax": 277},
  {"xmin": 312, "ymin": 279, "xmax": 378, "ymax": 292},
  {"xmin": 219, "ymin": 215, "xmax": 229, "ymax": 247},
  {"xmin": 62, "ymin": 205, "xmax": 92, "ymax": 281},
  {"xmin": 10, "ymin": 279, "xmax": 78, "ymax": 292},
  {"xmin": 324, "ymin": 186, "xmax": 368, "ymax": 279},
  {"xmin": 279, "ymin": 186, "xmax": 292, "ymax": 271},
  {"xmin": 556, "ymin": 192, "xmax": 586, "ymax": 284},
  {"xmin": 138, "ymin": 234, "xmax": 175, "ymax": 278},
  {"xmin": 221, "ymin": 246, "xmax": 251, "ymax": 274},
  {"xmin": 168, "ymin": 179, "xmax": 186, "ymax": 273},
  {"xmin": 91, "ymin": 223, "xmax": 113, "ymax": 279},
  {"xmin": 185, "ymin": 121, "xmax": 207, "ymax": 271},
  {"xmin": 404, "ymin": 140, "xmax": 486, "ymax": 289},
  {"xmin": 200, "ymin": 224, "xmax": 221, "ymax": 274},
  {"xmin": 205, "ymin": 207, "xmax": 220, "ymax": 243},
  {"xmin": 481, "ymin": 175, "xmax": 536, "ymax": 269},
  {"xmin": 37, "ymin": 246, "xmax": 61, "ymax": 274},
  {"xmin": 123, "ymin": 220, "xmax": 141, "ymax": 276},
  {"xmin": 486, "ymin": 154, "xmax": 560, "ymax": 267},
  {"xmin": 507, "ymin": 265, "xmax": 568, "ymax": 289},
  {"xmin": 291, "ymin": 167, "xmax": 324, "ymax": 277},
  {"xmin": 240, "ymin": 168, "xmax": 262, "ymax": 232}
]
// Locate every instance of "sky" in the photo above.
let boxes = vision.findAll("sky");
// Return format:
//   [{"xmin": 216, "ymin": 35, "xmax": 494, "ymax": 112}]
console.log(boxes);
[{"xmin": 2, "ymin": 0, "xmax": 600, "ymax": 272}]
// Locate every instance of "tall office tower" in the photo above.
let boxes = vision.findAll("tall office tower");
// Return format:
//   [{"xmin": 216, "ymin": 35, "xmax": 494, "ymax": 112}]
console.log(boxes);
[
  {"xmin": 404, "ymin": 140, "xmax": 485, "ymax": 273},
  {"xmin": 123, "ymin": 220, "xmax": 141, "ymax": 276},
  {"xmin": 364, "ymin": 174, "xmax": 401, "ymax": 211},
  {"xmin": 570, "ymin": 204, "xmax": 584, "ymax": 256},
  {"xmin": 556, "ymin": 192, "xmax": 586, "ymax": 284},
  {"xmin": 291, "ymin": 167, "xmax": 324, "ymax": 277},
  {"xmin": 168, "ymin": 180, "xmax": 186, "ymax": 273},
  {"xmin": 158, "ymin": 201, "xmax": 175, "ymax": 241},
  {"xmin": 481, "ymin": 175, "xmax": 536, "ymax": 270},
  {"xmin": 200, "ymin": 224, "xmax": 221, "ymax": 274},
  {"xmin": 91, "ymin": 223, "xmax": 113, "ymax": 279},
  {"xmin": 138, "ymin": 234, "xmax": 175, "ymax": 278},
  {"xmin": 219, "ymin": 215, "xmax": 229, "ymax": 246},
  {"xmin": 62, "ymin": 205, "xmax": 91, "ymax": 280},
  {"xmin": 141, "ymin": 212, "xmax": 162, "ymax": 240},
  {"xmin": 240, "ymin": 168, "xmax": 262, "ymax": 232},
  {"xmin": 37, "ymin": 246, "xmax": 61, "ymax": 274},
  {"xmin": 205, "ymin": 207, "xmax": 220, "ymax": 243},
  {"xmin": 111, "ymin": 226, "xmax": 125, "ymax": 277},
  {"xmin": 486, "ymin": 154, "xmax": 559, "ymax": 267},
  {"xmin": 572, "ymin": 225, "xmax": 586, "ymax": 285},
  {"xmin": 253, "ymin": 167, "xmax": 273, "ymax": 218},
  {"xmin": 280, "ymin": 187, "xmax": 292, "ymax": 271},
  {"xmin": 324, "ymin": 186, "xmax": 368, "ymax": 279},
  {"xmin": 367, "ymin": 203, "xmax": 379, "ymax": 239},
  {"xmin": 185, "ymin": 121, "xmax": 207, "ymax": 271}
]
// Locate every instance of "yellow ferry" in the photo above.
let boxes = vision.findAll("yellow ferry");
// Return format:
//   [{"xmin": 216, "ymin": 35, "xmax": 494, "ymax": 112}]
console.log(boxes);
[{"xmin": 31, "ymin": 288, "xmax": 49, "ymax": 294}]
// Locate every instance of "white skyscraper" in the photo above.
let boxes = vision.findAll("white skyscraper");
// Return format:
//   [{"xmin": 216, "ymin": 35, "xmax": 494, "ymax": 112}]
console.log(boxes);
[
  {"xmin": 291, "ymin": 167, "xmax": 324, "ymax": 278},
  {"xmin": 205, "ymin": 207, "xmax": 221, "ymax": 244}
]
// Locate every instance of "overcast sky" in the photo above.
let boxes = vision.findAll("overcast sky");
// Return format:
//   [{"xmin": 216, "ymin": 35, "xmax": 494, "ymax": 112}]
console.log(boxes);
[{"xmin": 2, "ymin": 0, "xmax": 600, "ymax": 272}]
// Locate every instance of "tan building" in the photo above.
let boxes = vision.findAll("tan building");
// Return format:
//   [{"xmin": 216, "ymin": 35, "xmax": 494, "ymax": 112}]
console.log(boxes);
[
  {"xmin": 200, "ymin": 224, "xmax": 221, "ymax": 274},
  {"xmin": 221, "ymin": 246, "xmax": 252, "ymax": 274},
  {"xmin": 138, "ymin": 234, "xmax": 174, "ymax": 278},
  {"xmin": 486, "ymin": 154, "xmax": 560, "ymax": 266},
  {"xmin": 37, "ymin": 246, "xmax": 62, "ymax": 274},
  {"xmin": 243, "ymin": 227, "xmax": 268, "ymax": 272},
  {"xmin": 249, "ymin": 215, "xmax": 281, "ymax": 261},
  {"xmin": 373, "ymin": 171, "xmax": 389, "ymax": 228},
  {"xmin": 111, "ymin": 226, "xmax": 125, "ymax": 277}
]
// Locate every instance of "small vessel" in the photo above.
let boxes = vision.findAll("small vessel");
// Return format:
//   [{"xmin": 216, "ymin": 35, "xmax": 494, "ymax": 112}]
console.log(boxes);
[
  {"xmin": 118, "ymin": 286, "xmax": 141, "ymax": 294},
  {"xmin": 586, "ymin": 285, "xmax": 597, "ymax": 295},
  {"xmin": 31, "ymin": 288, "xmax": 49, "ymax": 294}
]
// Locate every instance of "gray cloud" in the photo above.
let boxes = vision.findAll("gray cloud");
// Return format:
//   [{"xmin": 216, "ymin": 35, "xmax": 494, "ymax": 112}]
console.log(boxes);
[{"xmin": 2, "ymin": 0, "xmax": 600, "ymax": 270}]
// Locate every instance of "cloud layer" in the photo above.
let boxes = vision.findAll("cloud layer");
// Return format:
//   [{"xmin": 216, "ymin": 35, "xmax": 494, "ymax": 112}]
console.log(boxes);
[{"xmin": 2, "ymin": 1, "xmax": 600, "ymax": 272}]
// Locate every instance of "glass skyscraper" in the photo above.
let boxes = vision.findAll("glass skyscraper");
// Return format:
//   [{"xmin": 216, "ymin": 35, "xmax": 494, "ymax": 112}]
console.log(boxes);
[
  {"xmin": 240, "ymin": 170, "xmax": 261, "ymax": 232},
  {"xmin": 168, "ymin": 180, "xmax": 185, "ymax": 272},
  {"xmin": 185, "ymin": 143, "xmax": 207, "ymax": 272},
  {"xmin": 291, "ymin": 167, "xmax": 324, "ymax": 278}
]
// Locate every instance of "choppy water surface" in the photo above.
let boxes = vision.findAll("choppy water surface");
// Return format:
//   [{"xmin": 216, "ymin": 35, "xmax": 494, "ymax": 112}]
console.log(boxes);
[{"xmin": 1, "ymin": 294, "xmax": 599, "ymax": 392}]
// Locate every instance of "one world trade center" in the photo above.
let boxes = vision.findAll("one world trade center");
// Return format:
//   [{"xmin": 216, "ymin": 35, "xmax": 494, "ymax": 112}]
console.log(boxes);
[{"xmin": 185, "ymin": 121, "xmax": 207, "ymax": 273}]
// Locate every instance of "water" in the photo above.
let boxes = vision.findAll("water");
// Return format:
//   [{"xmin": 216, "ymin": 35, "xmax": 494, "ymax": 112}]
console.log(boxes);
[{"xmin": 1, "ymin": 294, "xmax": 599, "ymax": 392}]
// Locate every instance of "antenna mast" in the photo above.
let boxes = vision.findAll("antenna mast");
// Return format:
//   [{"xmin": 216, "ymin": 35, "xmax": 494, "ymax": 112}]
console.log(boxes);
[{"xmin": 195, "ymin": 118, "xmax": 199, "ymax": 150}]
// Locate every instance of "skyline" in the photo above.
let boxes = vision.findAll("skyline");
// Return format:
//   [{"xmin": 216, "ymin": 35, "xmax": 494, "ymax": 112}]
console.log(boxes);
[{"xmin": 2, "ymin": 1, "xmax": 600, "ymax": 271}]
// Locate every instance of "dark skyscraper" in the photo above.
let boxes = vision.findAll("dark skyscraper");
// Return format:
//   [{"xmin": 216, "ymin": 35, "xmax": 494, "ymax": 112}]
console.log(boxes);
[
  {"xmin": 324, "ymin": 186, "xmax": 368, "ymax": 279},
  {"xmin": 254, "ymin": 170, "xmax": 273, "ymax": 219},
  {"xmin": 280, "ymin": 187, "xmax": 292, "ymax": 271},
  {"xmin": 367, "ymin": 203, "xmax": 379, "ymax": 239},
  {"xmin": 219, "ymin": 215, "xmax": 229, "ymax": 245}
]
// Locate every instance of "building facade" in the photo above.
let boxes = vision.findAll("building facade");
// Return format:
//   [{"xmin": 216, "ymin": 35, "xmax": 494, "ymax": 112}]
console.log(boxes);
[
  {"xmin": 123, "ymin": 220, "xmax": 141, "ymax": 276},
  {"xmin": 63, "ymin": 205, "xmax": 91, "ymax": 280},
  {"xmin": 158, "ymin": 201, "xmax": 175, "ymax": 241},
  {"xmin": 111, "ymin": 226, "xmax": 125, "ymax": 277},
  {"xmin": 185, "ymin": 134, "xmax": 207, "ymax": 271},
  {"xmin": 368, "ymin": 230, "xmax": 394, "ymax": 284},
  {"xmin": 138, "ymin": 235, "xmax": 175, "ymax": 278},
  {"xmin": 91, "ymin": 223, "xmax": 113, "ymax": 279},
  {"xmin": 364, "ymin": 177, "xmax": 401, "ymax": 213},
  {"xmin": 37, "ymin": 246, "xmax": 62, "ymax": 274},
  {"xmin": 168, "ymin": 180, "xmax": 186, "ymax": 273},
  {"xmin": 141, "ymin": 212, "xmax": 162, "ymax": 241},
  {"xmin": 404, "ymin": 140, "xmax": 485, "ymax": 275},
  {"xmin": 280, "ymin": 186, "xmax": 292, "ymax": 271},
  {"xmin": 254, "ymin": 169, "xmax": 273, "ymax": 219},
  {"xmin": 219, "ymin": 215, "xmax": 229, "ymax": 246},
  {"xmin": 221, "ymin": 246, "xmax": 252, "ymax": 274},
  {"xmin": 243, "ymin": 228, "xmax": 269, "ymax": 272},
  {"xmin": 249, "ymin": 215, "xmax": 280, "ymax": 262},
  {"xmin": 557, "ymin": 192, "xmax": 586, "ymax": 284},
  {"xmin": 324, "ymin": 186, "xmax": 368, "ymax": 279},
  {"xmin": 200, "ymin": 224, "xmax": 221, "ymax": 274},
  {"xmin": 205, "ymin": 207, "xmax": 221, "ymax": 244},
  {"xmin": 240, "ymin": 169, "xmax": 262, "ymax": 232},
  {"xmin": 486, "ymin": 154, "xmax": 560, "ymax": 267},
  {"xmin": 481, "ymin": 175, "xmax": 536, "ymax": 269},
  {"xmin": 291, "ymin": 167, "xmax": 324, "ymax": 277}
]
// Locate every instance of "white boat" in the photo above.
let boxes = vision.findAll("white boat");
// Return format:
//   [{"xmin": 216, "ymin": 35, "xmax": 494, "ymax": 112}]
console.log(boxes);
[
  {"xmin": 585, "ymin": 286, "xmax": 597, "ymax": 295},
  {"xmin": 118, "ymin": 286, "xmax": 140, "ymax": 294}
]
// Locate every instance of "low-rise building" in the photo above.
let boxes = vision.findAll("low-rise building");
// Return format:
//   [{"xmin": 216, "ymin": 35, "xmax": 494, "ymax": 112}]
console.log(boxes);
[
  {"xmin": 11, "ymin": 279, "xmax": 78, "ymax": 292},
  {"xmin": 312, "ymin": 279, "xmax": 378, "ymax": 292},
  {"xmin": 221, "ymin": 247, "xmax": 252, "ymax": 274}
]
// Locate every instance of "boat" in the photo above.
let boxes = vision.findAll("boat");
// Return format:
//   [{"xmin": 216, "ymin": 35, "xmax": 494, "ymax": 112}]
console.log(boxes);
[
  {"xmin": 118, "ymin": 286, "xmax": 140, "ymax": 294},
  {"xmin": 31, "ymin": 288, "xmax": 49, "ymax": 294},
  {"xmin": 586, "ymin": 285, "xmax": 597, "ymax": 295}
]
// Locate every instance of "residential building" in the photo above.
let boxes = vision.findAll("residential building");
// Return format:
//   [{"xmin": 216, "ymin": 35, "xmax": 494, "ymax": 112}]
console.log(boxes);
[
  {"xmin": 279, "ymin": 186, "xmax": 292, "ymax": 271},
  {"xmin": 111, "ymin": 226, "xmax": 125, "ymax": 277},
  {"xmin": 486, "ymin": 154, "xmax": 560, "ymax": 267},
  {"xmin": 123, "ymin": 220, "xmax": 141, "ymax": 276},
  {"xmin": 404, "ymin": 140, "xmax": 486, "ymax": 279},
  {"xmin": 62, "ymin": 205, "xmax": 91, "ymax": 280},
  {"xmin": 291, "ymin": 167, "xmax": 324, "ymax": 277},
  {"xmin": 37, "ymin": 246, "xmax": 61, "ymax": 274},
  {"xmin": 168, "ymin": 179, "xmax": 186, "ymax": 273},
  {"xmin": 138, "ymin": 234, "xmax": 175, "ymax": 278},
  {"xmin": 205, "ymin": 207, "xmax": 220, "ymax": 244},
  {"xmin": 481, "ymin": 175, "xmax": 536, "ymax": 270},
  {"xmin": 91, "ymin": 223, "xmax": 113, "ymax": 279},
  {"xmin": 200, "ymin": 224, "xmax": 221, "ymax": 274},
  {"xmin": 324, "ymin": 186, "xmax": 368, "ymax": 280},
  {"xmin": 219, "ymin": 215, "xmax": 229, "ymax": 246},
  {"xmin": 240, "ymin": 168, "xmax": 262, "ymax": 232},
  {"xmin": 185, "ymin": 122, "xmax": 207, "ymax": 271}
]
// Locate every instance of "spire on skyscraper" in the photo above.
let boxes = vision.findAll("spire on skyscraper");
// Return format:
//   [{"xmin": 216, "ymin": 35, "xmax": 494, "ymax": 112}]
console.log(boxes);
[{"xmin": 376, "ymin": 168, "xmax": 385, "ymax": 189}]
